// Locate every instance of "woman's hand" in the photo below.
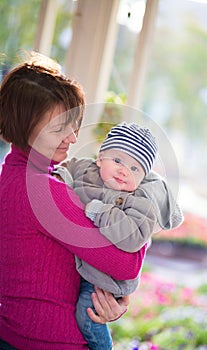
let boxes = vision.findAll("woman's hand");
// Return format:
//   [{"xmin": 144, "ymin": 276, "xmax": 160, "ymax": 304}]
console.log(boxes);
[{"xmin": 87, "ymin": 286, "xmax": 129, "ymax": 324}]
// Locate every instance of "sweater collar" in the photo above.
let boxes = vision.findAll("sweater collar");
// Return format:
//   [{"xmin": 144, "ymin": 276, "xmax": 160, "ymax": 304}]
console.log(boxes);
[{"xmin": 8, "ymin": 145, "xmax": 58, "ymax": 174}]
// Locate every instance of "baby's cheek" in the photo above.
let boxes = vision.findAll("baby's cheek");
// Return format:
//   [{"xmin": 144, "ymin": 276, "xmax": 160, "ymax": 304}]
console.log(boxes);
[{"xmin": 130, "ymin": 175, "xmax": 140, "ymax": 191}]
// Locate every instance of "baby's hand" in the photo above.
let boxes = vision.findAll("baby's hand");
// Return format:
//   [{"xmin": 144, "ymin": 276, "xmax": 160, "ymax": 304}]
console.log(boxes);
[
  {"xmin": 52, "ymin": 166, "xmax": 74, "ymax": 187},
  {"xmin": 84, "ymin": 199, "xmax": 105, "ymax": 222},
  {"xmin": 52, "ymin": 173, "xmax": 64, "ymax": 182}
]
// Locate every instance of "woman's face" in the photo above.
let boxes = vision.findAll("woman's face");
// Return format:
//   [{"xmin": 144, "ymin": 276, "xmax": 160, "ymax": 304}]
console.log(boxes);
[{"xmin": 28, "ymin": 104, "xmax": 78, "ymax": 162}]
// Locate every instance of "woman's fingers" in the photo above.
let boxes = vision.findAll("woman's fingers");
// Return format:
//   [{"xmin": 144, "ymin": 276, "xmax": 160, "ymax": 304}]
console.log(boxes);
[
  {"xmin": 87, "ymin": 286, "xmax": 129, "ymax": 324},
  {"xmin": 93, "ymin": 286, "xmax": 115, "ymax": 314},
  {"xmin": 118, "ymin": 295, "xmax": 130, "ymax": 309},
  {"xmin": 86, "ymin": 306, "xmax": 103, "ymax": 323}
]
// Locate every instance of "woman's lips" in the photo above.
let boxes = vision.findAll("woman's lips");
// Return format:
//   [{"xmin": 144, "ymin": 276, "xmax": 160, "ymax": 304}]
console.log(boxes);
[{"xmin": 57, "ymin": 147, "xmax": 69, "ymax": 151}]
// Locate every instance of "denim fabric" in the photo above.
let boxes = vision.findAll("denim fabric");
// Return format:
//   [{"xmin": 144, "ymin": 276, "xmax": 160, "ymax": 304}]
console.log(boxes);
[
  {"xmin": 0, "ymin": 339, "xmax": 18, "ymax": 350},
  {"xmin": 75, "ymin": 279, "xmax": 113, "ymax": 350}
]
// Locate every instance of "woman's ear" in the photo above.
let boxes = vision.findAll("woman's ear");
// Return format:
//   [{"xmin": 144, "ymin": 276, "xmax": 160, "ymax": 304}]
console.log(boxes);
[{"xmin": 96, "ymin": 152, "xmax": 103, "ymax": 167}]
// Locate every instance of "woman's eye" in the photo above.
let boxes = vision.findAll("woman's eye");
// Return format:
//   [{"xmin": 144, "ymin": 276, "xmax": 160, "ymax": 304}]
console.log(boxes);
[
  {"xmin": 131, "ymin": 166, "xmax": 138, "ymax": 172},
  {"xmin": 114, "ymin": 158, "xmax": 121, "ymax": 164},
  {"xmin": 53, "ymin": 127, "xmax": 63, "ymax": 133}
]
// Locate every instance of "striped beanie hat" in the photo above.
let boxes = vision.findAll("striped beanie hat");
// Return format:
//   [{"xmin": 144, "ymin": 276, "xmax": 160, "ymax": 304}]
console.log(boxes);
[{"xmin": 99, "ymin": 122, "xmax": 157, "ymax": 174}]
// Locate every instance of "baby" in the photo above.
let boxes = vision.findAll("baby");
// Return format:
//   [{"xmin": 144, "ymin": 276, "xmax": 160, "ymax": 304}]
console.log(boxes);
[{"xmin": 53, "ymin": 122, "xmax": 183, "ymax": 350}]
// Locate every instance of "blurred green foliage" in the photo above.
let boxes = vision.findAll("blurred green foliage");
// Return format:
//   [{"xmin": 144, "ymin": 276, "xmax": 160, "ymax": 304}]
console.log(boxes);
[
  {"xmin": 110, "ymin": 271, "xmax": 207, "ymax": 349},
  {"xmin": 0, "ymin": 0, "xmax": 74, "ymax": 71},
  {"xmin": 93, "ymin": 91, "xmax": 127, "ymax": 144},
  {"xmin": 0, "ymin": 0, "xmax": 41, "ymax": 67}
]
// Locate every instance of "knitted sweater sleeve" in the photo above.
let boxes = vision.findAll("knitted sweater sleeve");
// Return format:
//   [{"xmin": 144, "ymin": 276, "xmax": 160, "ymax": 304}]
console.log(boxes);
[{"xmin": 28, "ymin": 174, "xmax": 146, "ymax": 281}]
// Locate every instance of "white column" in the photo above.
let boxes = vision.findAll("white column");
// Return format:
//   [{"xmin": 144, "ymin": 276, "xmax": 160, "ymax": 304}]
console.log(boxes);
[
  {"xmin": 34, "ymin": 0, "xmax": 59, "ymax": 56},
  {"xmin": 65, "ymin": 0, "xmax": 120, "ymax": 104},
  {"xmin": 127, "ymin": 0, "xmax": 159, "ymax": 110}
]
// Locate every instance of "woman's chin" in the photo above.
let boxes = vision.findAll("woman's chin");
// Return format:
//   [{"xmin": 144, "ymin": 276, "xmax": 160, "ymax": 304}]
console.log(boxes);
[{"xmin": 52, "ymin": 151, "xmax": 68, "ymax": 163}]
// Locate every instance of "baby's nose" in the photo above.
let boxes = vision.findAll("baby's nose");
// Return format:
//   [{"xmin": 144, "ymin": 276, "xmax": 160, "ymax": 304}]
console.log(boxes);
[{"xmin": 117, "ymin": 164, "xmax": 128, "ymax": 175}]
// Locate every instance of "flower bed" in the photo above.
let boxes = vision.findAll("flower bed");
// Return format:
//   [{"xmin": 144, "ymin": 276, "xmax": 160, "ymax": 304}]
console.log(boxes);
[
  {"xmin": 154, "ymin": 212, "xmax": 207, "ymax": 247},
  {"xmin": 110, "ymin": 271, "xmax": 207, "ymax": 349}
]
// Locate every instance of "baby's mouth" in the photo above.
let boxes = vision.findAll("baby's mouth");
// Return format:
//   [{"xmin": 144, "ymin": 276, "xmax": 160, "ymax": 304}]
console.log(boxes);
[{"xmin": 114, "ymin": 177, "xmax": 124, "ymax": 184}]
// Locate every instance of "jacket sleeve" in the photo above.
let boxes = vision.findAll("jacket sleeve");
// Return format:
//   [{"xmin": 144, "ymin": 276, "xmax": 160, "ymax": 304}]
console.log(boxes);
[
  {"xmin": 140, "ymin": 171, "xmax": 184, "ymax": 230},
  {"xmin": 89, "ymin": 190, "xmax": 157, "ymax": 253},
  {"xmin": 61, "ymin": 157, "xmax": 94, "ymax": 179},
  {"xmin": 85, "ymin": 171, "xmax": 184, "ymax": 253}
]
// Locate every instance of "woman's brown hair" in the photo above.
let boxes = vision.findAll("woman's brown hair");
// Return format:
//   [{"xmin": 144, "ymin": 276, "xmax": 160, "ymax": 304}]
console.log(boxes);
[{"xmin": 0, "ymin": 51, "xmax": 85, "ymax": 151}]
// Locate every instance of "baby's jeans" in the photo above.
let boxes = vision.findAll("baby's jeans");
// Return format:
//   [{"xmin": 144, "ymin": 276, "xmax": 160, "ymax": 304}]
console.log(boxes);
[
  {"xmin": 75, "ymin": 279, "xmax": 113, "ymax": 350},
  {"xmin": 0, "ymin": 339, "xmax": 17, "ymax": 350}
]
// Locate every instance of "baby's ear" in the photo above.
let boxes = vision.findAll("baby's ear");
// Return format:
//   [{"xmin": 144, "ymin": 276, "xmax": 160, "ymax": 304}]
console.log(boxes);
[{"xmin": 96, "ymin": 152, "xmax": 103, "ymax": 167}]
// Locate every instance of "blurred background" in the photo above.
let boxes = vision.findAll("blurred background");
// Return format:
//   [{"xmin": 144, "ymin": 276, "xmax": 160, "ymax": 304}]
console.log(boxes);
[
  {"xmin": 0, "ymin": 1, "xmax": 207, "ymax": 348},
  {"xmin": 1, "ymin": 0, "xmax": 207, "ymax": 217}
]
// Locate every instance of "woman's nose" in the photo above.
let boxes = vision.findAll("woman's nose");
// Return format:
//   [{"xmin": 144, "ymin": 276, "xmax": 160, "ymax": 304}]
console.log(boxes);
[{"xmin": 63, "ymin": 131, "xmax": 77, "ymax": 144}]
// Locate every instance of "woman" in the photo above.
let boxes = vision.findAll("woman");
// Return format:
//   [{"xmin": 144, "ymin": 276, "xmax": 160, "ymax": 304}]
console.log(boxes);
[{"xmin": 0, "ymin": 52, "xmax": 147, "ymax": 350}]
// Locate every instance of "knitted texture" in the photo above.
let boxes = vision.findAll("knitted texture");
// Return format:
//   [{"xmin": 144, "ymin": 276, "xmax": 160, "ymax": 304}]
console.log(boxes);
[
  {"xmin": 85, "ymin": 199, "xmax": 105, "ymax": 222},
  {"xmin": 0, "ymin": 146, "xmax": 146, "ymax": 350}
]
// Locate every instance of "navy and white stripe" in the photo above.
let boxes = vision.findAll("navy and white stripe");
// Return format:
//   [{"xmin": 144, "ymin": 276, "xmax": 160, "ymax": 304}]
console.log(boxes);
[{"xmin": 99, "ymin": 122, "xmax": 157, "ymax": 174}]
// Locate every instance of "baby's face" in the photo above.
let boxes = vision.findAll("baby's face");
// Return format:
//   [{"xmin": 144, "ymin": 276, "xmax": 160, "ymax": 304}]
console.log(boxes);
[{"xmin": 96, "ymin": 149, "xmax": 145, "ymax": 192}]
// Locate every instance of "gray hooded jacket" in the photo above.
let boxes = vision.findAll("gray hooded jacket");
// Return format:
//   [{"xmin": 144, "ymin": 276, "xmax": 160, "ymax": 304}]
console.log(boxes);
[{"xmin": 55, "ymin": 157, "xmax": 183, "ymax": 296}]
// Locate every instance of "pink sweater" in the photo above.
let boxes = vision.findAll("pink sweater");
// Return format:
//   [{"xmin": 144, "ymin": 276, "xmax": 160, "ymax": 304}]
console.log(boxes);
[{"xmin": 0, "ymin": 146, "xmax": 147, "ymax": 350}]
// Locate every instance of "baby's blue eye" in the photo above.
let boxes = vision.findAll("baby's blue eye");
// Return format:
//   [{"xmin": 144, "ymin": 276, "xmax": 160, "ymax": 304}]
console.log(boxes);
[
  {"xmin": 131, "ymin": 166, "xmax": 138, "ymax": 172},
  {"xmin": 114, "ymin": 158, "xmax": 121, "ymax": 164}
]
